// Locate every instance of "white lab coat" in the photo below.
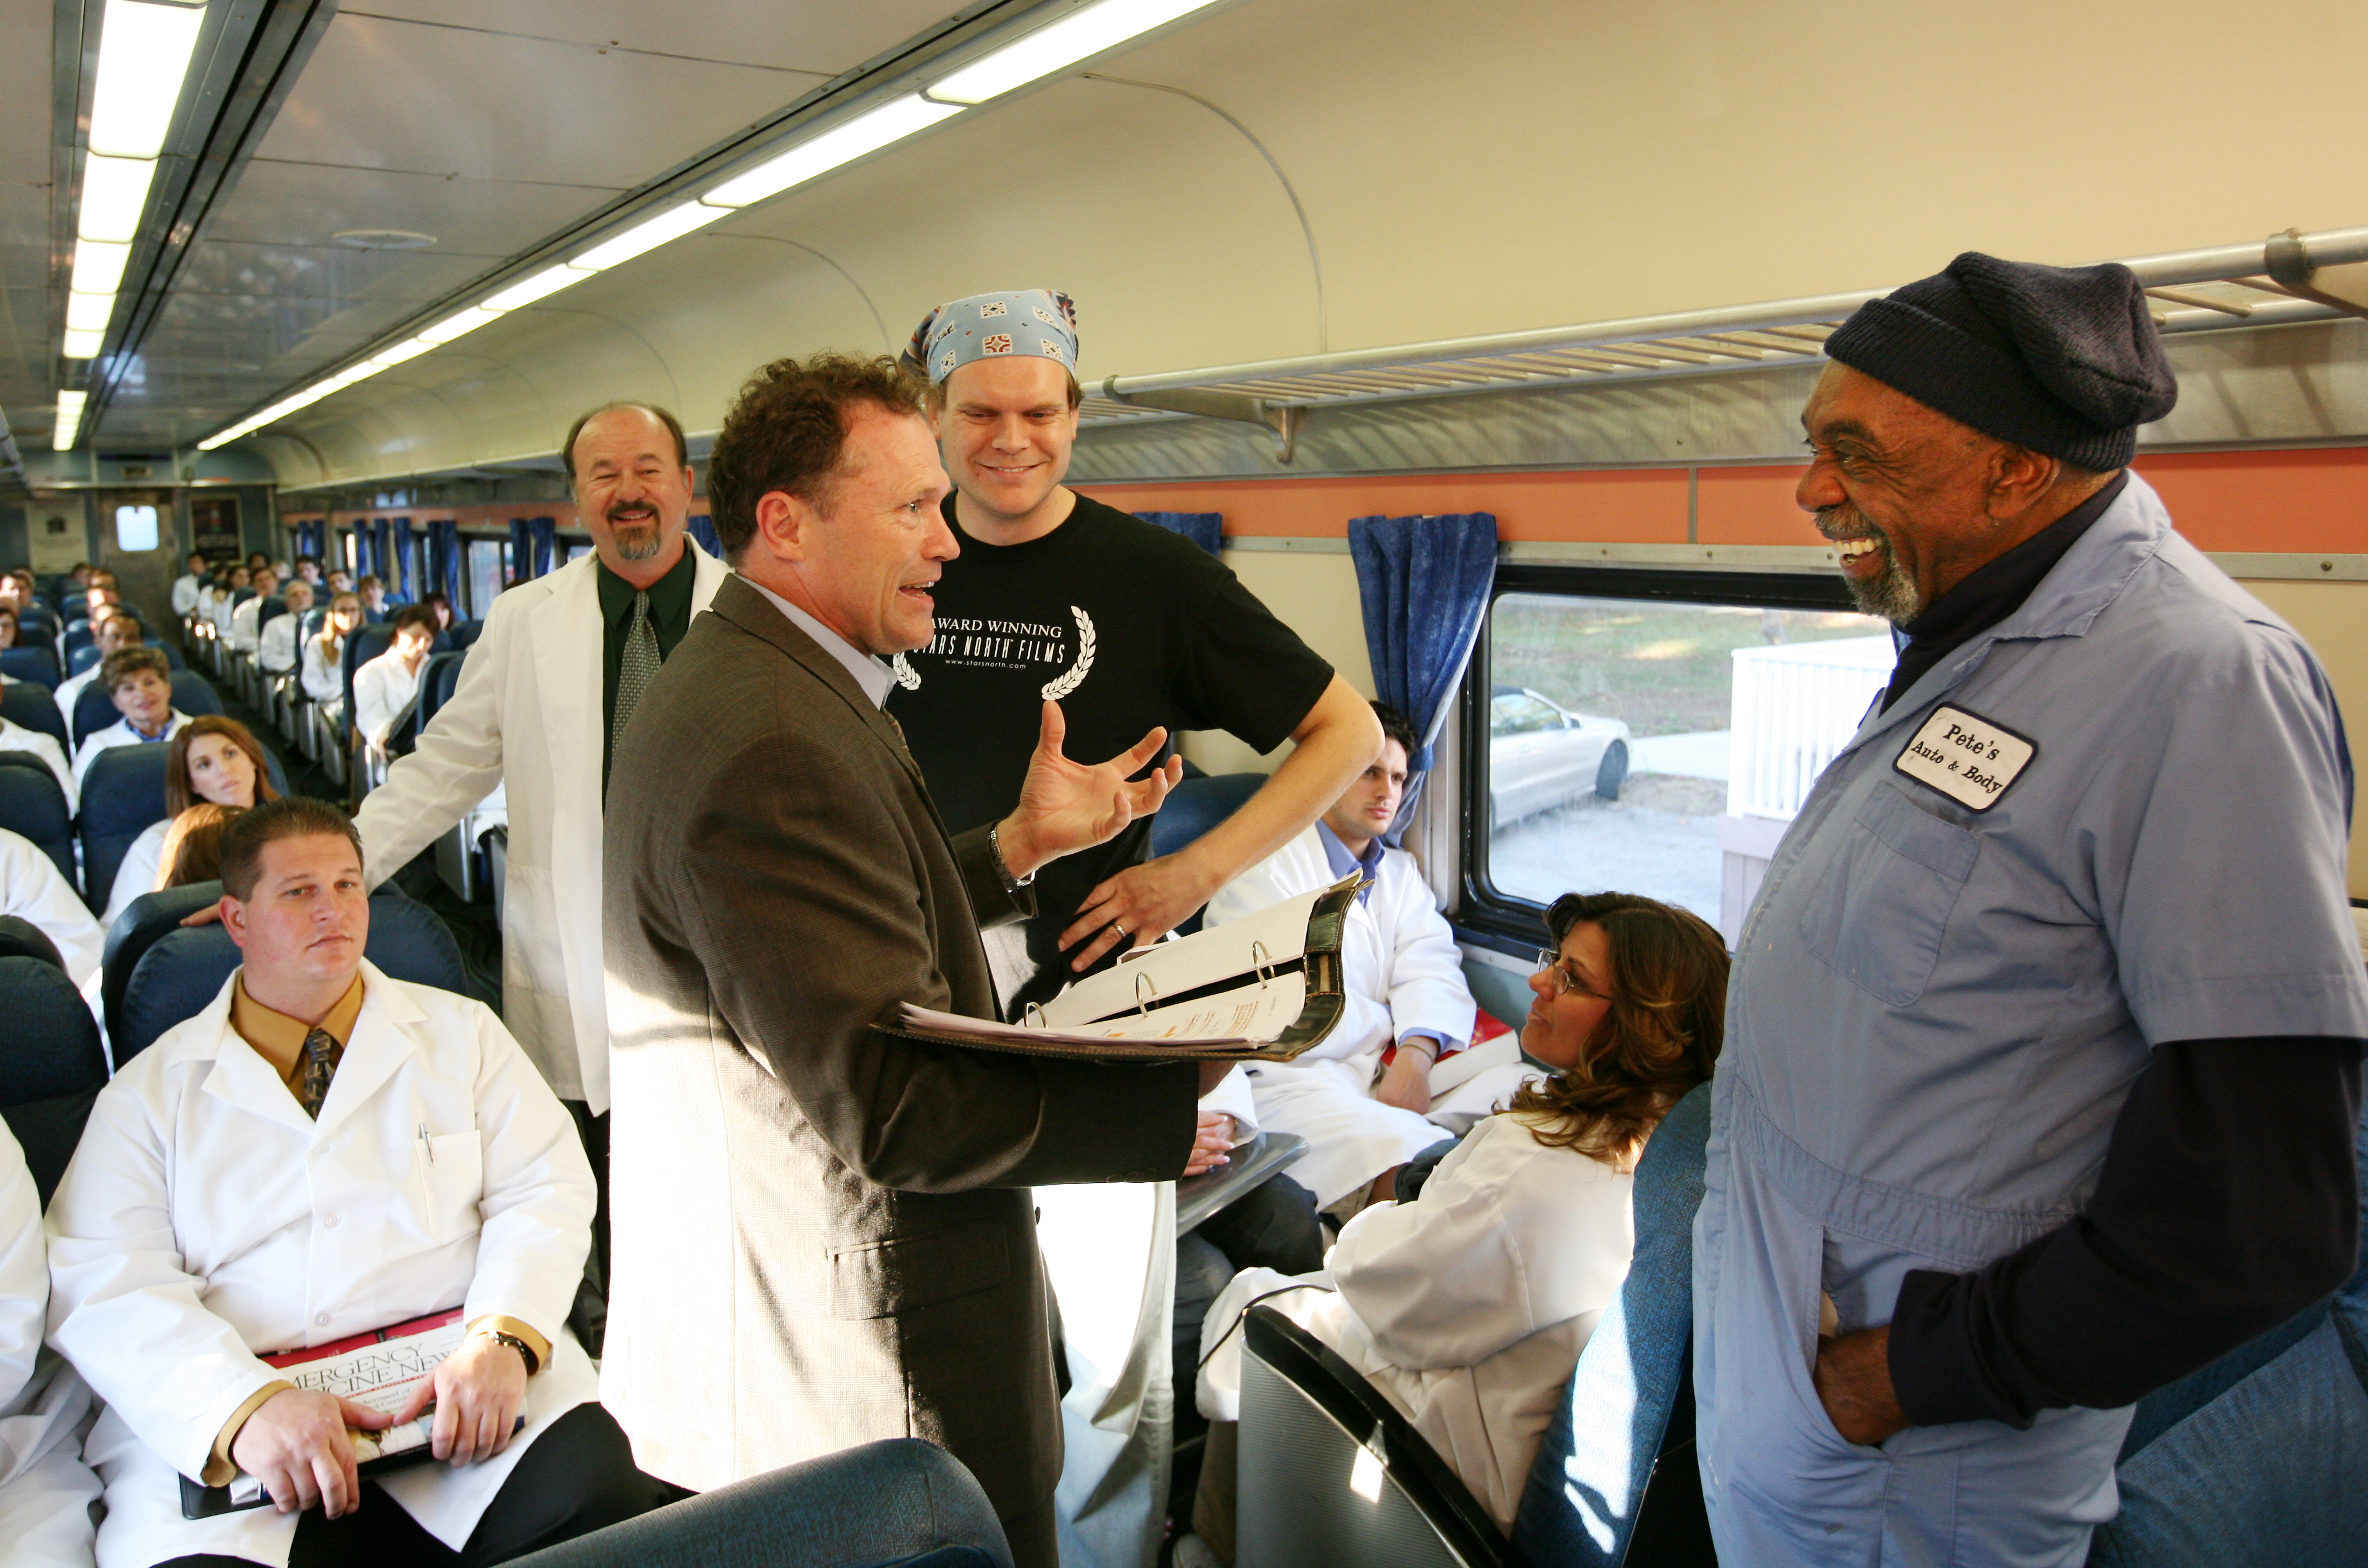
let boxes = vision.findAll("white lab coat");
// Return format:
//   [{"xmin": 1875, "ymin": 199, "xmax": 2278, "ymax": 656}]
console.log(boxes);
[
  {"xmin": 70, "ymin": 712, "xmax": 190, "ymax": 788},
  {"xmin": 0, "ymin": 718, "xmax": 78, "ymax": 815},
  {"xmin": 354, "ymin": 546, "xmax": 729, "ymax": 1111},
  {"xmin": 44, "ymin": 963, "xmax": 599, "ymax": 1568},
  {"xmin": 2, "ymin": 827, "xmax": 102, "ymax": 985},
  {"xmin": 170, "ymin": 575, "xmax": 202, "ymax": 618},
  {"xmin": 1198, "ymin": 1111, "xmax": 1635, "ymax": 1533},
  {"xmin": 299, "ymin": 633, "xmax": 344, "ymax": 706},
  {"xmin": 257, "ymin": 614, "xmax": 301, "ymax": 675},
  {"xmin": 0, "ymin": 1123, "xmax": 101, "ymax": 1568},
  {"xmin": 1203, "ymin": 827, "xmax": 1528, "ymax": 1209},
  {"xmin": 352, "ymin": 649, "xmax": 423, "ymax": 748},
  {"xmin": 99, "ymin": 819, "xmax": 167, "ymax": 930},
  {"xmin": 226, "ymin": 596, "xmax": 267, "ymax": 655},
  {"xmin": 52, "ymin": 669, "xmax": 95, "ymax": 727}
]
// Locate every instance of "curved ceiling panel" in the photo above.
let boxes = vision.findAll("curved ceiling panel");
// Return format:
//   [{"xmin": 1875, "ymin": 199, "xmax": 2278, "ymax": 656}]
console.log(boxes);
[{"xmin": 247, "ymin": 0, "xmax": 2368, "ymax": 486}]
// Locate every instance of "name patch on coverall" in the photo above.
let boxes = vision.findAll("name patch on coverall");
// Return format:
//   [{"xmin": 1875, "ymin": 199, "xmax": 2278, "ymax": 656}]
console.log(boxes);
[{"xmin": 1893, "ymin": 704, "xmax": 2034, "ymax": 811}]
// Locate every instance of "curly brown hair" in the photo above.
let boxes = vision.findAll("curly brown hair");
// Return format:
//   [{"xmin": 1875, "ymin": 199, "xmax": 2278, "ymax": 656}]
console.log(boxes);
[
  {"xmin": 1509, "ymin": 891, "xmax": 1727, "ymax": 1164},
  {"xmin": 707, "ymin": 353, "xmax": 924, "ymax": 562}
]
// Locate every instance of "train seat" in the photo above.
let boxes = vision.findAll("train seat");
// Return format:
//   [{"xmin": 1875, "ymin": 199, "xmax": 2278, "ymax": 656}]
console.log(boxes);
[
  {"xmin": 67, "ymin": 643, "xmax": 101, "ymax": 677},
  {"xmin": 0, "ymin": 953, "xmax": 108, "ymax": 1205},
  {"xmin": 77, "ymin": 747, "xmax": 173, "ymax": 917},
  {"xmin": 1, "ymin": 646, "xmax": 60, "ymax": 688},
  {"xmin": 506, "ymin": 1438, "xmax": 1011, "ymax": 1568},
  {"xmin": 0, "ymin": 913, "xmax": 65, "ymax": 970},
  {"xmin": 1, "ymin": 682, "xmax": 68, "ymax": 753},
  {"xmin": 115, "ymin": 883, "xmax": 470, "ymax": 1065},
  {"xmin": 1511, "ymin": 1081, "xmax": 1714, "ymax": 1566},
  {"xmin": 0, "ymin": 753, "xmax": 77, "ymax": 888}
]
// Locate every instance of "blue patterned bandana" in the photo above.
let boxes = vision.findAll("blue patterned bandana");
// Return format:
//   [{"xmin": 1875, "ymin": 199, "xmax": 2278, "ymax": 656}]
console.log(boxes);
[{"xmin": 899, "ymin": 290, "xmax": 1078, "ymax": 385}]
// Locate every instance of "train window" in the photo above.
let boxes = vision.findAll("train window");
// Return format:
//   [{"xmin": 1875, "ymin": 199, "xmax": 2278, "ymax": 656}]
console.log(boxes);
[
  {"xmin": 113, "ymin": 504, "xmax": 159, "ymax": 551},
  {"xmin": 1462, "ymin": 565, "xmax": 1893, "ymax": 946},
  {"xmin": 466, "ymin": 540, "xmax": 502, "ymax": 615}
]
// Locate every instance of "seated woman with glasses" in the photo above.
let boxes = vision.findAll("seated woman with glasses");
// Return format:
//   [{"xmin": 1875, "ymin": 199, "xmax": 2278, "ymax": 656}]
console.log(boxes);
[{"xmin": 1193, "ymin": 891, "xmax": 1728, "ymax": 1538}]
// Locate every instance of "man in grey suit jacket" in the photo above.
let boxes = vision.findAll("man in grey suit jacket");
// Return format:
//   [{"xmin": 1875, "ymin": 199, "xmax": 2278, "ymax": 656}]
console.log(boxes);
[{"xmin": 602, "ymin": 353, "xmax": 1225, "ymax": 1567}]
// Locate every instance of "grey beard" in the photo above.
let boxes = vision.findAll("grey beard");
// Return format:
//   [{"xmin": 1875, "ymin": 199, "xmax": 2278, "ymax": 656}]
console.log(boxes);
[
  {"xmin": 610, "ymin": 521, "xmax": 664, "ymax": 561},
  {"xmin": 1841, "ymin": 549, "xmax": 1922, "ymax": 624}
]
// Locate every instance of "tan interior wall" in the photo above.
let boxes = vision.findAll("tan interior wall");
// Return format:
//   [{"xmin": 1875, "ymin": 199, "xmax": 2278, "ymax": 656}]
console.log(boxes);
[
  {"xmin": 2240, "ymin": 580, "xmax": 2368, "ymax": 901},
  {"xmin": 1178, "ymin": 549, "xmax": 1372, "ymax": 777}
]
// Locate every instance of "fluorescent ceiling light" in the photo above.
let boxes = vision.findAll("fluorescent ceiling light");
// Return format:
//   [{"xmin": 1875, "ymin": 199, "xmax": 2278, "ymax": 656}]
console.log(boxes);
[
  {"xmin": 704, "ymin": 95, "xmax": 962, "ymax": 208},
  {"xmin": 65, "ymin": 292, "xmax": 114, "ymax": 332},
  {"xmin": 54, "ymin": 391, "xmax": 87, "ymax": 451},
  {"xmin": 482, "ymin": 264, "xmax": 582, "ymax": 312},
  {"xmin": 569, "ymin": 201, "xmax": 730, "ymax": 271},
  {"xmin": 70, "ymin": 239, "xmax": 132, "ymax": 296},
  {"xmin": 366, "ymin": 338, "xmax": 436, "ymax": 369},
  {"xmin": 417, "ymin": 305, "xmax": 503, "ymax": 343},
  {"xmin": 77, "ymin": 154, "xmax": 157, "ymax": 244},
  {"xmin": 927, "ymin": 0, "xmax": 1222, "ymax": 104},
  {"xmin": 63, "ymin": 328, "xmax": 104, "ymax": 359},
  {"xmin": 87, "ymin": 0, "xmax": 209, "ymax": 158}
]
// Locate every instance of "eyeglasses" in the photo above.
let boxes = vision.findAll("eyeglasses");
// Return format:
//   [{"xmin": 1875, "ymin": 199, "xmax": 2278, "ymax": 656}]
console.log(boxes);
[{"xmin": 1535, "ymin": 948, "xmax": 1612, "ymax": 1002}]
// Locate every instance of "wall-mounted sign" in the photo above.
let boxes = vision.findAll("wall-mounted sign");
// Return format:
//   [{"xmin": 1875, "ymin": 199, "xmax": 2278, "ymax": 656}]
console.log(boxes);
[
  {"xmin": 190, "ymin": 495, "xmax": 241, "ymax": 559},
  {"xmin": 26, "ymin": 496, "xmax": 85, "ymax": 573}
]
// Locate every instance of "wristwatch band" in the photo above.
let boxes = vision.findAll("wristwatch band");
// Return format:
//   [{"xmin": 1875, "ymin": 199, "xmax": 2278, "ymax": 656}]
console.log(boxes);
[
  {"xmin": 477, "ymin": 1329, "xmax": 540, "ymax": 1376},
  {"xmin": 988, "ymin": 822, "xmax": 1035, "ymax": 892}
]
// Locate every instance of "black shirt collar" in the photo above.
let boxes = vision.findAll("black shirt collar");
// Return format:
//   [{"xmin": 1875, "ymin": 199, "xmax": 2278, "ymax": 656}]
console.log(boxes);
[
  {"xmin": 595, "ymin": 539, "xmax": 696, "ymax": 627},
  {"xmin": 1880, "ymin": 470, "xmax": 2128, "ymax": 712}
]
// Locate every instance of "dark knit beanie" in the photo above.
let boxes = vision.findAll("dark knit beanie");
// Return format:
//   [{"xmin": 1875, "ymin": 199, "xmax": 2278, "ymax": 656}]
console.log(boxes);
[{"xmin": 1824, "ymin": 252, "xmax": 2178, "ymax": 470}]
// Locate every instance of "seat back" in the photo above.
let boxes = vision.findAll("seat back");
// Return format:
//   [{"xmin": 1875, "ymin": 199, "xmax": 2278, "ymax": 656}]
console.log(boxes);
[
  {"xmin": 67, "ymin": 643, "xmax": 101, "ymax": 676},
  {"xmin": 1238, "ymin": 1306, "xmax": 1518, "ymax": 1568},
  {"xmin": 117, "ymin": 886, "xmax": 470, "ymax": 1064},
  {"xmin": 102, "ymin": 882, "xmax": 220, "ymax": 1053},
  {"xmin": 418, "ymin": 649, "xmax": 467, "ymax": 726},
  {"xmin": 1513, "ymin": 1081, "xmax": 1714, "ymax": 1567},
  {"xmin": 258, "ymin": 597, "xmax": 288, "ymax": 630},
  {"xmin": 0, "ymin": 646, "xmax": 59, "ymax": 686},
  {"xmin": 446, "ymin": 619, "xmax": 483, "ymax": 651},
  {"xmin": 342, "ymin": 622, "xmax": 396, "ymax": 742},
  {"xmin": 0, "ymin": 914, "xmax": 64, "ymax": 969},
  {"xmin": 173, "ymin": 669, "xmax": 222, "ymax": 717},
  {"xmin": 505, "ymin": 1438, "xmax": 1013, "ymax": 1568},
  {"xmin": 0, "ymin": 954, "xmax": 109, "ymax": 1204},
  {"xmin": 72, "ymin": 681, "xmax": 120, "ymax": 747},
  {"xmin": 0, "ymin": 682, "xmax": 67, "ymax": 752},
  {"xmin": 0, "ymin": 754, "xmax": 75, "ymax": 887},
  {"xmin": 61, "ymin": 623, "xmax": 92, "ymax": 659},
  {"xmin": 78, "ymin": 746, "xmax": 173, "ymax": 918}
]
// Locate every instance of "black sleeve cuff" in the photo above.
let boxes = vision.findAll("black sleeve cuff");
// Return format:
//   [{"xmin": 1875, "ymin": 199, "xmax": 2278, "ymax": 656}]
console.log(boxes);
[{"xmin": 1889, "ymin": 1266, "xmax": 2040, "ymax": 1430}]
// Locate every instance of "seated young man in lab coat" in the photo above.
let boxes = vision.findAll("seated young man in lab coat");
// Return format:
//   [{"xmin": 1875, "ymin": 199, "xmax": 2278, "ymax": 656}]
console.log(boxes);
[
  {"xmin": 44, "ymin": 796, "xmax": 667, "ymax": 1568},
  {"xmin": 225, "ymin": 567, "xmax": 279, "ymax": 657},
  {"xmin": 1195, "ymin": 892, "xmax": 1726, "ymax": 1535},
  {"xmin": 70, "ymin": 649, "xmax": 190, "ymax": 789},
  {"xmin": 53, "ymin": 610, "xmax": 145, "ymax": 727},
  {"xmin": 1, "ymin": 1121, "xmax": 101, "ymax": 1568},
  {"xmin": 256, "ymin": 583, "xmax": 311, "ymax": 677},
  {"xmin": 1200, "ymin": 703, "xmax": 1538, "ymax": 1216},
  {"xmin": 351, "ymin": 606, "xmax": 435, "ymax": 758}
]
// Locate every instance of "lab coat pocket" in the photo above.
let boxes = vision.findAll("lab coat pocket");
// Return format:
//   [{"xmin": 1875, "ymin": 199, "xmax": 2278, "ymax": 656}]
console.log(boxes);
[
  {"xmin": 1796, "ymin": 783, "xmax": 1978, "ymax": 1007},
  {"xmin": 415, "ymin": 1131, "xmax": 485, "ymax": 1243}
]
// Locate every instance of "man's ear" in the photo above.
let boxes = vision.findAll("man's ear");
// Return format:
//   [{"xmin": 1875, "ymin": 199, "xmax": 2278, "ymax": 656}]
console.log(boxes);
[
  {"xmin": 219, "ymin": 895, "xmax": 247, "ymax": 951},
  {"xmin": 1987, "ymin": 444, "xmax": 2060, "ymax": 519},
  {"xmin": 753, "ymin": 490, "xmax": 812, "ymax": 563}
]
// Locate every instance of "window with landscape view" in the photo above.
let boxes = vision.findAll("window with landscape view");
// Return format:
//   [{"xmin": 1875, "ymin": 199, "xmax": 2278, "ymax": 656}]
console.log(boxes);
[{"xmin": 1466, "ymin": 569, "xmax": 1894, "ymax": 947}]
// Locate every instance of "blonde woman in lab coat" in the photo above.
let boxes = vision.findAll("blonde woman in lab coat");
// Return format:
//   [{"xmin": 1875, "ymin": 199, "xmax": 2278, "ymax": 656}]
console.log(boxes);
[{"xmin": 1196, "ymin": 891, "xmax": 1727, "ymax": 1537}]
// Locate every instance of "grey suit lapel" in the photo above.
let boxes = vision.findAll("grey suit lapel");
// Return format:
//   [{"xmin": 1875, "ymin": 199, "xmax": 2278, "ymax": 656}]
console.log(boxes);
[{"xmin": 709, "ymin": 577, "xmax": 930, "ymax": 796}]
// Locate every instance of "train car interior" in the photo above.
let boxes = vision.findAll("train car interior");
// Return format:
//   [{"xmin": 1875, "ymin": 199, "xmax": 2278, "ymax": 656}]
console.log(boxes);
[{"xmin": 2, "ymin": 1, "xmax": 2365, "ymax": 1566}]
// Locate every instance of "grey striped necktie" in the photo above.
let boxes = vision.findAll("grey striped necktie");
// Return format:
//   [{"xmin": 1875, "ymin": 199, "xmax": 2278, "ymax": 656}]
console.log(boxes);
[{"xmin": 613, "ymin": 588, "xmax": 659, "ymax": 764}]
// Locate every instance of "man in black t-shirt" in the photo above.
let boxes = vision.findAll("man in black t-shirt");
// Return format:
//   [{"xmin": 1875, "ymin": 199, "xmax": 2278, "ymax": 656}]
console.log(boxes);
[{"xmin": 889, "ymin": 289, "xmax": 1380, "ymax": 1014}]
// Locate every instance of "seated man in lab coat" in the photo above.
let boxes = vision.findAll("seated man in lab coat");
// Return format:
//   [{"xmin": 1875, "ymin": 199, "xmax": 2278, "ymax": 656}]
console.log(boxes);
[
  {"xmin": 53, "ymin": 610, "xmax": 145, "ymax": 727},
  {"xmin": 225, "ymin": 566, "xmax": 279, "ymax": 657},
  {"xmin": 1, "ymin": 826, "xmax": 102, "ymax": 988},
  {"xmin": 1202, "ymin": 703, "xmax": 1538, "ymax": 1216},
  {"xmin": 1, "ymin": 1122, "xmax": 101, "ymax": 1568},
  {"xmin": 257, "ymin": 582, "xmax": 311, "ymax": 677},
  {"xmin": 45, "ymin": 796, "xmax": 666, "ymax": 1568},
  {"xmin": 71, "ymin": 648, "xmax": 191, "ymax": 788},
  {"xmin": 352, "ymin": 605, "xmax": 436, "ymax": 757}
]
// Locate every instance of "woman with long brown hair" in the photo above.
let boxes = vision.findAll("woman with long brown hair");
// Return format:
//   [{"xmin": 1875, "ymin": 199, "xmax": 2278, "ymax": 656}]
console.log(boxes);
[
  {"xmin": 152, "ymin": 801, "xmax": 244, "ymax": 890},
  {"xmin": 101, "ymin": 715, "xmax": 282, "ymax": 925},
  {"xmin": 1194, "ymin": 890, "xmax": 1728, "ymax": 1538}
]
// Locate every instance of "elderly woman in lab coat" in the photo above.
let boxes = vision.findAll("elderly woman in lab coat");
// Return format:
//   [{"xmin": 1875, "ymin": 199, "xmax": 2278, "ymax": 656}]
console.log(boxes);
[
  {"xmin": 1197, "ymin": 891, "xmax": 1727, "ymax": 1536},
  {"xmin": 44, "ymin": 798, "xmax": 663, "ymax": 1568},
  {"xmin": 0, "ymin": 1122, "xmax": 101, "ymax": 1567}
]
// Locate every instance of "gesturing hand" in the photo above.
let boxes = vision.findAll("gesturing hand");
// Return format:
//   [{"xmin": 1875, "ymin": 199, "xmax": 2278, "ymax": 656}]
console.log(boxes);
[
  {"xmin": 996, "ymin": 702, "xmax": 1183, "ymax": 886},
  {"xmin": 230, "ymin": 1386, "xmax": 393, "ymax": 1517},
  {"xmin": 394, "ymin": 1331, "xmax": 530, "ymax": 1467},
  {"xmin": 1184, "ymin": 1111, "xmax": 1236, "ymax": 1177}
]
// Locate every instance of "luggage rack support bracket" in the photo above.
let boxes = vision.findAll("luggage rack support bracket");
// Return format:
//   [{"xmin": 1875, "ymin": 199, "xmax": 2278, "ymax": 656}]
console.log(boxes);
[{"xmin": 1099, "ymin": 379, "xmax": 1299, "ymax": 463}]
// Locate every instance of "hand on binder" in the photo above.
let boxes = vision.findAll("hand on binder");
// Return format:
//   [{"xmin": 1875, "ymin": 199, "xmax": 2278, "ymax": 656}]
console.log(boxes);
[
  {"xmin": 391, "ymin": 1327, "xmax": 529, "ymax": 1467},
  {"xmin": 230, "ymin": 1387, "xmax": 395, "ymax": 1519}
]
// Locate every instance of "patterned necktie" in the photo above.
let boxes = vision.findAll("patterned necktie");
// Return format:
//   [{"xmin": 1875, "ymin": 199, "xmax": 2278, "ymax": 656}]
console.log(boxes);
[
  {"xmin": 298, "ymin": 1027, "xmax": 340, "ymax": 1120},
  {"xmin": 612, "ymin": 589, "xmax": 659, "ymax": 772}
]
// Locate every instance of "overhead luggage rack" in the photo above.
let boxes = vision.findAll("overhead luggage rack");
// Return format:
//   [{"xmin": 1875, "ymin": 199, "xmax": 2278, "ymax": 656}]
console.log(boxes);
[{"xmin": 1085, "ymin": 225, "xmax": 2368, "ymax": 460}]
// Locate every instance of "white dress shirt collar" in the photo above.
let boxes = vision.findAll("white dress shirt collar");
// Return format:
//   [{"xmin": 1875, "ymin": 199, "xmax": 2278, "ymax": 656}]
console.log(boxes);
[{"xmin": 743, "ymin": 578, "xmax": 894, "ymax": 709}]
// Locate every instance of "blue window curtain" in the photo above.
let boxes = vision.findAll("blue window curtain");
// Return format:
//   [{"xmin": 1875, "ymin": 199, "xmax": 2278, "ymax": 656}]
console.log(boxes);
[
  {"xmin": 1133, "ymin": 511, "xmax": 1223, "ymax": 557},
  {"xmin": 428, "ymin": 519, "xmax": 461, "ymax": 604},
  {"xmin": 352, "ymin": 522, "xmax": 375, "ymax": 580},
  {"xmin": 687, "ymin": 513, "xmax": 722, "ymax": 559},
  {"xmin": 528, "ymin": 517, "xmax": 556, "ymax": 578},
  {"xmin": 294, "ymin": 519, "xmax": 324, "ymax": 561},
  {"xmin": 392, "ymin": 517, "xmax": 415, "ymax": 601},
  {"xmin": 1348, "ymin": 511, "xmax": 1499, "ymax": 836},
  {"xmin": 372, "ymin": 519, "xmax": 395, "ymax": 589}
]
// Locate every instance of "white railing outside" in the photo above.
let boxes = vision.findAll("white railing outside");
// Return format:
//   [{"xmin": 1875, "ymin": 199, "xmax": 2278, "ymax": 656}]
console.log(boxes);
[{"xmin": 1725, "ymin": 636, "xmax": 1896, "ymax": 820}]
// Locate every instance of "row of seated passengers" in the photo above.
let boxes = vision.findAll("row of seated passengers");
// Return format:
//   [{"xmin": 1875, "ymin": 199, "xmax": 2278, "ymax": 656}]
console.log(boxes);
[{"xmin": 0, "ymin": 690, "xmax": 1726, "ymax": 1565}]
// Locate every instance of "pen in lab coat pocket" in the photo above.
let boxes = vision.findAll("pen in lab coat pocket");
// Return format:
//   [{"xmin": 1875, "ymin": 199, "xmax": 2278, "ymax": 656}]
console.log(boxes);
[{"xmin": 419, "ymin": 1123, "xmax": 433, "ymax": 1162}]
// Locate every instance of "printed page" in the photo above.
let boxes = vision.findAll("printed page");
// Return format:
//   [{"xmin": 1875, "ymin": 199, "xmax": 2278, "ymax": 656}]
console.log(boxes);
[
  {"xmin": 227, "ymin": 1317, "xmax": 465, "ymax": 1504},
  {"xmin": 1039, "ymin": 882, "xmax": 1335, "ymax": 1029},
  {"xmin": 901, "ymin": 972, "xmax": 1306, "ymax": 1051}
]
